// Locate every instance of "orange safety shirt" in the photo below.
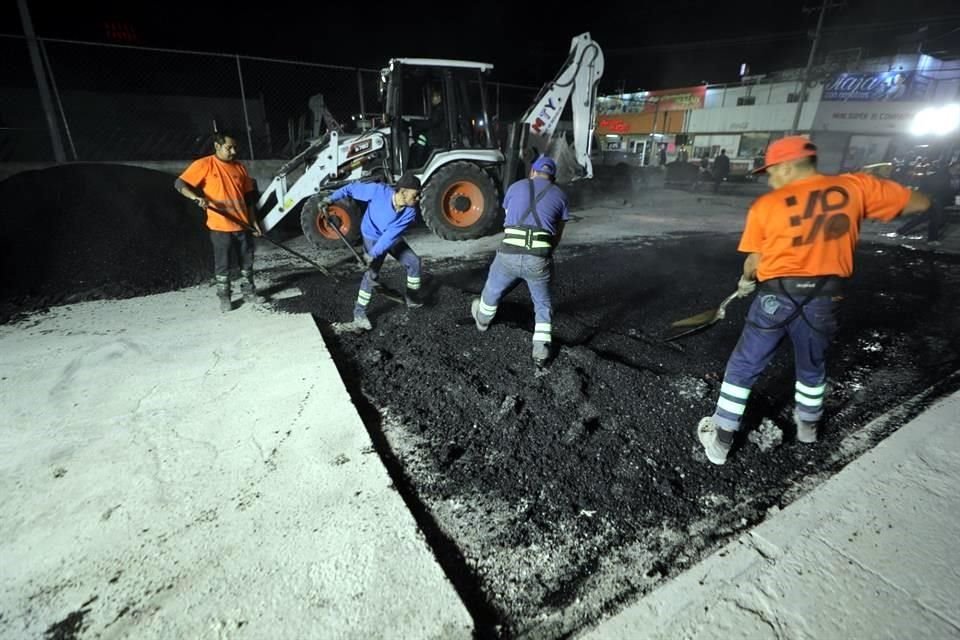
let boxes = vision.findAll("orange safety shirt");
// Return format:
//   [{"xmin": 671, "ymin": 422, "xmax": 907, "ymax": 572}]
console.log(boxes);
[
  {"xmin": 178, "ymin": 156, "xmax": 255, "ymax": 232},
  {"xmin": 739, "ymin": 173, "xmax": 911, "ymax": 281}
]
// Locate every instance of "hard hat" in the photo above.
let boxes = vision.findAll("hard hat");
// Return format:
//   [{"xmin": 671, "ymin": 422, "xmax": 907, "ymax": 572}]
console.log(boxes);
[{"xmin": 753, "ymin": 136, "xmax": 817, "ymax": 174}]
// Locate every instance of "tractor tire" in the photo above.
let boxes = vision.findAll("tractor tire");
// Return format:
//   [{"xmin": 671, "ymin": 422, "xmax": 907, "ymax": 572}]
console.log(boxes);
[
  {"xmin": 301, "ymin": 195, "xmax": 362, "ymax": 247},
  {"xmin": 420, "ymin": 162, "xmax": 501, "ymax": 241}
]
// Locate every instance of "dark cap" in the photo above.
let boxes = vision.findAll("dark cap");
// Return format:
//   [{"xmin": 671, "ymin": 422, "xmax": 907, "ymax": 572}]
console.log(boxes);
[{"xmin": 395, "ymin": 172, "xmax": 422, "ymax": 191}]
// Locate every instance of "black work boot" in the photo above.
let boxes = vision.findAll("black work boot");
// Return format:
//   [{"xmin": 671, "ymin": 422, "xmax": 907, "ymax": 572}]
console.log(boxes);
[
  {"xmin": 215, "ymin": 275, "xmax": 232, "ymax": 313},
  {"xmin": 240, "ymin": 270, "xmax": 266, "ymax": 304}
]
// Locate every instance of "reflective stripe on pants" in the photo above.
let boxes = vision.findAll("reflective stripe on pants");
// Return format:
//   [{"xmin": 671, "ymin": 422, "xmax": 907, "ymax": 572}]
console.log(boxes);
[
  {"xmin": 478, "ymin": 252, "xmax": 554, "ymax": 342},
  {"xmin": 713, "ymin": 291, "xmax": 839, "ymax": 431},
  {"xmin": 353, "ymin": 236, "xmax": 422, "ymax": 316}
]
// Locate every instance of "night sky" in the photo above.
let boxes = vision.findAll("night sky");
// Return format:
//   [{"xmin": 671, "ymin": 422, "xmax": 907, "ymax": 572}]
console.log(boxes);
[{"xmin": 4, "ymin": 0, "xmax": 960, "ymax": 90}]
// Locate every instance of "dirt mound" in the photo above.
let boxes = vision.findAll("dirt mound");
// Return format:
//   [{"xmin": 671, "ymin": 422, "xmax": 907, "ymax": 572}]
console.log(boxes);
[{"xmin": 0, "ymin": 163, "xmax": 212, "ymax": 321}]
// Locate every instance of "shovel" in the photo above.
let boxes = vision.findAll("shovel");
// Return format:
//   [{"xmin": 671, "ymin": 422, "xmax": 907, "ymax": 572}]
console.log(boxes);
[
  {"xmin": 209, "ymin": 203, "xmax": 405, "ymax": 304},
  {"xmin": 206, "ymin": 203, "xmax": 334, "ymax": 278},
  {"xmin": 664, "ymin": 290, "xmax": 740, "ymax": 341},
  {"xmin": 323, "ymin": 211, "xmax": 407, "ymax": 305}
]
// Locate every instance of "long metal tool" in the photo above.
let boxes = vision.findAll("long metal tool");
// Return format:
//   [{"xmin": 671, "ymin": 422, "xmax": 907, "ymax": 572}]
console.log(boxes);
[
  {"xmin": 664, "ymin": 290, "xmax": 740, "ymax": 342},
  {"xmin": 207, "ymin": 204, "xmax": 334, "ymax": 278},
  {"xmin": 323, "ymin": 210, "xmax": 406, "ymax": 305},
  {"xmin": 324, "ymin": 211, "xmax": 367, "ymax": 267}
]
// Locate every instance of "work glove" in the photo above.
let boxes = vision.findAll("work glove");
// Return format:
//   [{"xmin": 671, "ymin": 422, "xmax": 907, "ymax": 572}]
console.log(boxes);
[{"xmin": 737, "ymin": 275, "xmax": 757, "ymax": 298}]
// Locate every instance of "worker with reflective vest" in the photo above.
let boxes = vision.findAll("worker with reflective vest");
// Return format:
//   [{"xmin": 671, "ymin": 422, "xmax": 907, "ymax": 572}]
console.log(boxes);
[
  {"xmin": 470, "ymin": 155, "xmax": 569, "ymax": 366},
  {"xmin": 697, "ymin": 137, "xmax": 932, "ymax": 465}
]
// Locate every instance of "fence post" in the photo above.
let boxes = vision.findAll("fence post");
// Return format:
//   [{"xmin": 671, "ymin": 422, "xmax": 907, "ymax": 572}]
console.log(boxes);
[
  {"xmin": 357, "ymin": 69, "xmax": 366, "ymax": 116},
  {"xmin": 236, "ymin": 54, "xmax": 255, "ymax": 160},
  {"xmin": 17, "ymin": 0, "xmax": 66, "ymax": 162},
  {"xmin": 39, "ymin": 39, "xmax": 78, "ymax": 160}
]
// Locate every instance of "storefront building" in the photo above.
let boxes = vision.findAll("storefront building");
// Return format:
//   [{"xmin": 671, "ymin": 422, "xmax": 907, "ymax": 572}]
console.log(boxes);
[
  {"xmin": 810, "ymin": 54, "xmax": 960, "ymax": 172},
  {"xmin": 594, "ymin": 53, "xmax": 959, "ymax": 175},
  {"xmin": 686, "ymin": 77, "xmax": 820, "ymax": 167},
  {"xmin": 594, "ymin": 86, "xmax": 706, "ymax": 165}
]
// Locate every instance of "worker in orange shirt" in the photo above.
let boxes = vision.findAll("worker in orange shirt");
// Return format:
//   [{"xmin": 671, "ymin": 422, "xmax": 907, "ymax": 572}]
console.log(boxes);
[
  {"xmin": 698, "ymin": 136, "xmax": 931, "ymax": 465},
  {"xmin": 176, "ymin": 132, "xmax": 265, "ymax": 312}
]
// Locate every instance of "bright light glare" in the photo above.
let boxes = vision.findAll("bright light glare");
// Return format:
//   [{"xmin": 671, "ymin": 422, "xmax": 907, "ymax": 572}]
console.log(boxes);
[{"xmin": 910, "ymin": 104, "xmax": 960, "ymax": 136}]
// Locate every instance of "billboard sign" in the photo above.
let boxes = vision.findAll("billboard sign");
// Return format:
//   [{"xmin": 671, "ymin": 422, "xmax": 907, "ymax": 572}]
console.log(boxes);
[
  {"xmin": 823, "ymin": 70, "xmax": 931, "ymax": 102},
  {"xmin": 598, "ymin": 86, "xmax": 706, "ymax": 114}
]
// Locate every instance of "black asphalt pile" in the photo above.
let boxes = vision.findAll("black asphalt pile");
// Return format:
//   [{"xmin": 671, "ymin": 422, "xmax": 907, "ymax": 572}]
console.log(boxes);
[
  {"xmin": 276, "ymin": 235, "xmax": 960, "ymax": 639},
  {"xmin": 564, "ymin": 165, "xmax": 650, "ymax": 209},
  {"xmin": 0, "ymin": 164, "xmax": 211, "ymax": 323}
]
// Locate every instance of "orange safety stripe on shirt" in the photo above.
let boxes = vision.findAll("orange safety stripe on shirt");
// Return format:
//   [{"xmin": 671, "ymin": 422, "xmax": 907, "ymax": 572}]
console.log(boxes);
[
  {"xmin": 738, "ymin": 172, "xmax": 911, "ymax": 280},
  {"xmin": 178, "ymin": 156, "xmax": 256, "ymax": 232}
]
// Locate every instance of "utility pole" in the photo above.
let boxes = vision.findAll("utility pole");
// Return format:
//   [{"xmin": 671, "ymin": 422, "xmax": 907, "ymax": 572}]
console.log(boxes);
[
  {"xmin": 17, "ymin": 0, "xmax": 66, "ymax": 162},
  {"xmin": 790, "ymin": 0, "xmax": 843, "ymax": 134}
]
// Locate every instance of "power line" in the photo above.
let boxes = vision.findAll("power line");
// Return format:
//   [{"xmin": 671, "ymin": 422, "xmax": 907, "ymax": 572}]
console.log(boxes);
[{"xmin": 606, "ymin": 14, "xmax": 960, "ymax": 55}]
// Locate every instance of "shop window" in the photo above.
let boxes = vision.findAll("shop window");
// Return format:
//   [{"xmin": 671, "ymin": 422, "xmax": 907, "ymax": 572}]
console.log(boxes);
[{"xmin": 740, "ymin": 132, "xmax": 771, "ymax": 159}]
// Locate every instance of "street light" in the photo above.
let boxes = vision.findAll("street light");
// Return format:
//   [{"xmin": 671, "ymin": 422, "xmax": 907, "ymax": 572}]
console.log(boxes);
[{"xmin": 909, "ymin": 104, "xmax": 960, "ymax": 137}]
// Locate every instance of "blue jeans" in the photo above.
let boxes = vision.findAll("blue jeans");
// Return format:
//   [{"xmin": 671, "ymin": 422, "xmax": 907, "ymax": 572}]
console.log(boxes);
[
  {"xmin": 476, "ymin": 252, "xmax": 554, "ymax": 343},
  {"xmin": 354, "ymin": 237, "xmax": 421, "ymax": 316},
  {"xmin": 713, "ymin": 291, "xmax": 840, "ymax": 431}
]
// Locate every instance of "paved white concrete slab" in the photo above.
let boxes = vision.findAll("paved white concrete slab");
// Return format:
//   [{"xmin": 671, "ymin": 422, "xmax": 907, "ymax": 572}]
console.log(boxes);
[{"xmin": 0, "ymin": 286, "xmax": 471, "ymax": 639}]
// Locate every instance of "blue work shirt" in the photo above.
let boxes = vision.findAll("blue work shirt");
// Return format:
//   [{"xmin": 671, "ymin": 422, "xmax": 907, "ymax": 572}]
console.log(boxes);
[
  {"xmin": 328, "ymin": 182, "xmax": 417, "ymax": 259},
  {"xmin": 502, "ymin": 177, "xmax": 569, "ymax": 235}
]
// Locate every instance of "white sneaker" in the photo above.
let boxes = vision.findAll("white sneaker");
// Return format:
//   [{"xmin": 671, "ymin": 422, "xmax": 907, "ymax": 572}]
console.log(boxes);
[
  {"xmin": 697, "ymin": 417, "xmax": 732, "ymax": 465},
  {"xmin": 471, "ymin": 298, "xmax": 490, "ymax": 332},
  {"xmin": 353, "ymin": 313, "xmax": 372, "ymax": 332},
  {"xmin": 793, "ymin": 410, "xmax": 818, "ymax": 443}
]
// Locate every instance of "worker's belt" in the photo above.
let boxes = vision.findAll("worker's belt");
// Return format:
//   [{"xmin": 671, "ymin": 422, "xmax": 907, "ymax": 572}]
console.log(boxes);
[
  {"xmin": 500, "ymin": 225, "xmax": 556, "ymax": 257},
  {"xmin": 759, "ymin": 276, "xmax": 845, "ymax": 297}
]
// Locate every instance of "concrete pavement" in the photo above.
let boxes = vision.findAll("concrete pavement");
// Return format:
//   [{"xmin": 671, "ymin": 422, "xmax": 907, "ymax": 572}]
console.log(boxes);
[{"xmin": 0, "ymin": 286, "xmax": 471, "ymax": 639}]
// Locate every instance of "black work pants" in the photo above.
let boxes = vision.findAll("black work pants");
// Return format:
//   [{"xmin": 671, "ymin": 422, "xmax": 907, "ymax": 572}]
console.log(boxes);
[{"xmin": 210, "ymin": 230, "xmax": 255, "ymax": 278}]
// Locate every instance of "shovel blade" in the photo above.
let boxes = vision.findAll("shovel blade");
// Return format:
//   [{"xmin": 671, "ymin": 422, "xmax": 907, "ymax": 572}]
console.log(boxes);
[
  {"xmin": 664, "ymin": 290, "xmax": 740, "ymax": 341},
  {"xmin": 663, "ymin": 318, "xmax": 718, "ymax": 341},
  {"xmin": 670, "ymin": 308, "xmax": 721, "ymax": 327}
]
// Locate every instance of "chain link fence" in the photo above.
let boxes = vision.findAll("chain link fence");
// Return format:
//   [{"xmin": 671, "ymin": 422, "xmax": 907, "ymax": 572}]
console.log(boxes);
[
  {"xmin": 1, "ymin": 35, "xmax": 49, "ymax": 161},
  {"xmin": 1, "ymin": 35, "xmax": 540, "ymax": 163}
]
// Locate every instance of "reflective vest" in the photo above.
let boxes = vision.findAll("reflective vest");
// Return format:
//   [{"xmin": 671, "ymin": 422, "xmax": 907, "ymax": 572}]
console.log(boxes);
[{"xmin": 499, "ymin": 180, "xmax": 558, "ymax": 257}]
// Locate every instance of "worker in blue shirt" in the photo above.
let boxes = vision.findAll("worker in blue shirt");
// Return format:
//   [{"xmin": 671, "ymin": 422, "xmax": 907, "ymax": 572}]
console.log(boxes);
[
  {"xmin": 470, "ymin": 155, "xmax": 570, "ymax": 366},
  {"xmin": 323, "ymin": 172, "xmax": 423, "ymax": 330}
]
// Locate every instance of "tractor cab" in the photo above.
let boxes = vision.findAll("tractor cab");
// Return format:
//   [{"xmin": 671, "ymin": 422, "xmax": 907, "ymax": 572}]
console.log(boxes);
[{"xmin": 380, "ymin": 59, "xmax": 496, "ymax": 174}]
